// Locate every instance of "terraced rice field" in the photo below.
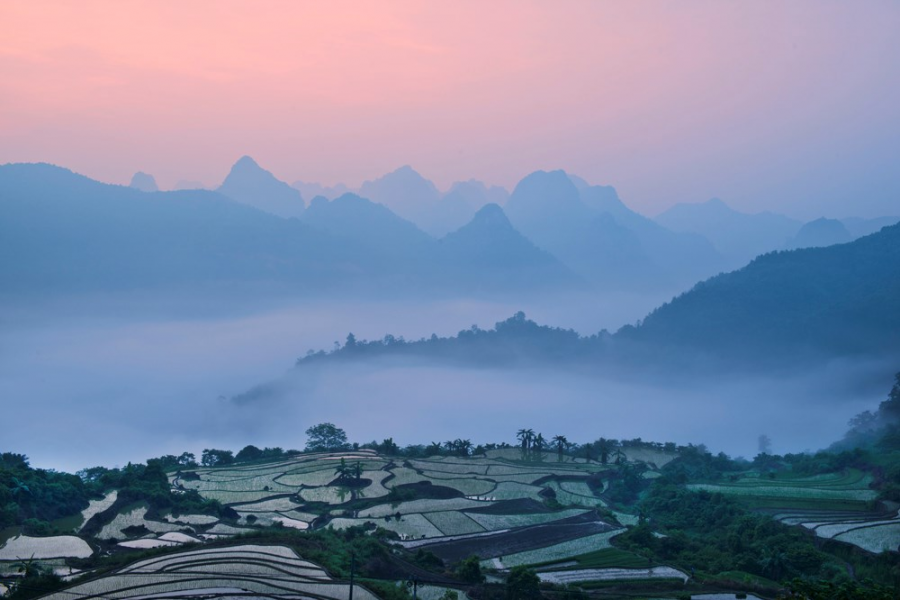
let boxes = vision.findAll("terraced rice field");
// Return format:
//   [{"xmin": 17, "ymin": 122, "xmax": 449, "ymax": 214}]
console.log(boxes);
[
  {"xmin": 537, "ymin": 565, "xmax": 687, "ymax": 584},
  {"xmin": 466, "ymin": 509, "xmax": 589, "ymax": 531},
  {"xmin": 485, "ymin": 529, "xmax": 625, "ymax": 568},
  {"xmin": 331, "ymin": 513, "xmax": 444, "ymax": 539},
  {"xmin": 685, "ymin": 469, "xmax": 899, "ymax": 554},
  {"xmin": 79, "ymin": 491, "xmax": 118, "ymax": 530},
  {"xmin": 832, "ymin": 522, "xmax": 900, "ymax": 553},
  {"xmin": 413, "ymin": 511, "xmax": 616, "ymax": 563},
  {"xmin": 687, "ymin": 469, "xmax": 878, "ymax": 508},
  {"xmin": 98, "ymin": 505, "xmax": 183, "ymax": 540},
  {"xmin": 0, "ymin": 535, "xmax": 93, "ymax": 560},
  {"xmin": 37, "ymin": 544, "xmax": 378, "ymax": 600},
  {"xmin": 59, "ymin": 447, "xmax": 678, "ymax": 596}
]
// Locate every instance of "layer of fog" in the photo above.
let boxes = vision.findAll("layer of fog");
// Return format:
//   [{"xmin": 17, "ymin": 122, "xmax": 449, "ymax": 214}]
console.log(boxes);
[{"xmin": 1, "ymin": 292, "xmax": 893, "ymax": 472}]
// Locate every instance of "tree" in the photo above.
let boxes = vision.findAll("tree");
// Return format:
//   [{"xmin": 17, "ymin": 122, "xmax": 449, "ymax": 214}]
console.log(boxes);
[
  {"xmin": 516, "ymin": 429, "xmax": 534, "ymax": 450},
  {"xmin": 457, "ymin": 439, "xmax": 473, "ymax": 457},
  {"xmin": 10, "ymin": 477, "xmax": 30, "ymax": 496},
  {"xmin": 335, "ymin": 458, "xmax": 352, "ymax": 482},
  {"xmin": 235, "ymin": 445, "xmax": 263, "ymax": 462},
  {"xmin": 305, "ymin": 423, "xmax": 349, "ymax": 452},
  {"xmin": 177, "ymin": 452, "xmax": 197, "ymax": 467},
  {"xmin": 506, "ymin": 566, "xmax": 541, "ymax": 600},
  {"xmin": 201, "ymin": 449, "xmax": 234, "ymax": 467},
  {"xmin": 533, "ymin": 433, "xmax": 545, "ymax": 454},
  {"xmin": 597, "ymin": 438, "xmax": 614, "ymax": 465},
  {"xmin": 552, "ymin": 435, "xmax": 569, "ymax": 459},
  {"xmin": 456, "ymin": 555, "xmax": 484, "ymax": 583}
]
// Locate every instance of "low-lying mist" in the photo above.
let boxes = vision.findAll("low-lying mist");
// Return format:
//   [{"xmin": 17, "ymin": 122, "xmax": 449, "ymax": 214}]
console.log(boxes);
[{"xmin": 1, "ymin": 291, "xmax": 892, "ymax": 473}]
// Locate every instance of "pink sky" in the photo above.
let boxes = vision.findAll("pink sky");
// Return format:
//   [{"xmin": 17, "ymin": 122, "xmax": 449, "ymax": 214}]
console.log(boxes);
[{"xmin": 1, "ymin": 1, "xmax": 898, "ymax": 218}]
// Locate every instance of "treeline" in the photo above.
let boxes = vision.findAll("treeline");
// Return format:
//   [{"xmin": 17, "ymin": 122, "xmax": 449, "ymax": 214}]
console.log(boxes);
[
  {"xmin": 294, "ymin": 311, "xmax": 608, "ymax": 368},
  {"xmin": 0, "ymin": 453, "xmax": 94, "ymax": 532}
]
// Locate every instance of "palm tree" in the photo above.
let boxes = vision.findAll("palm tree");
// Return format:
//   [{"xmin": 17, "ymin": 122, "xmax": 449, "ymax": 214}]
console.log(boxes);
[
  {"xmin": 759, "ymin": 548, "xmax": 787, "ymax": 580},
  {"xmin": 10, "ymin": 554, "xmax": 45, "ymax": 593},
  {"xmin": 613, "ymin": 447, "xmax": 627, "ymax": 465},
  {"xmin": 533, "ymin": 433, "xmax": 546, "ymax": 453},
  {"xmin": 552, "ymin": 435, "xmax": 569, "ymax": 460},
  {"xmin": 10, "ymin": 477, "xmax": 30, "ymax": 496},
  {"xmin": 335, "ymin": 457, "xmax": 352, "ymax": 482},
  {"xmin": 458, "ymin": 439, "xmax": 473, "ymax": 457},
  {"xmin": 516, "ymin": 429, "xmax": 534, "ymax": 450},
  {"xmin": 597, "ymin": 438, "xmax": 613, "ymax": 465}
]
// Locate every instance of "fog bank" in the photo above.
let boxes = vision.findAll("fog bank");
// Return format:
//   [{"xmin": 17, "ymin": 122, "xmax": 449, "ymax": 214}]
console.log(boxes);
[{"xmin": 1, "ymin": 293, "xmax": 891, "ymax": 472}]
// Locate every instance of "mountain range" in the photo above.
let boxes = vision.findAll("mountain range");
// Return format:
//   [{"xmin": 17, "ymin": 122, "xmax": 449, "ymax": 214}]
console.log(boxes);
[
  {"xmin": 0, "ymin": 163, "xmax": 572, "ymax": 295},
  {"xmin": 4, "ymin": 157, "xmax": 896, "ymax": 301}
]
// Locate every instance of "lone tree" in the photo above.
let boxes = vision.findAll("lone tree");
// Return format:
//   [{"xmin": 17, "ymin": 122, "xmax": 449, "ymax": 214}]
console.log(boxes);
[{"xmin": 305, "ymin": 423, "xmax": 349, "ymax": 452}]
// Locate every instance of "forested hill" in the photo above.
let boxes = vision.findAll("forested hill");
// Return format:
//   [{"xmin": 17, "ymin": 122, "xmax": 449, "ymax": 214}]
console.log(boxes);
[
  {"xmin": 627, "ymin": 222, "xmax": 900, "ymax": 356},
  {"xmin": 295, "ymin": 312, "xmax": 601, "ymax": 368},
  {"xmin": 294, "ymin": 223, "xmax": 900, "ymax": 370}
]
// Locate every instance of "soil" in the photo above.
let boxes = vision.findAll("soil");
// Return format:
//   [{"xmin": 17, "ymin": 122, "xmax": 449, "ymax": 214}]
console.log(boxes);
[{"xmin": 416, "ymin": 511, "xmax": 615, "ymax": 562}]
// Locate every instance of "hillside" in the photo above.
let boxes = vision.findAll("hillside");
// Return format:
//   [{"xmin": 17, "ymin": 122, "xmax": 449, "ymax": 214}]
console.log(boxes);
[
  {"xmin": 630, "ymin": 223, "xmax": 900, "ymax": 356},
  {"xmin": 282, "ymin": 223, "xmax": 900, "ymax": 367},
  {"xmin": 2, "ymin": 410, "xmax": 899, "ymax": 600},
  {"xmin": 0, "ymin": 163, "xmax": 578, "ymax": 296},
  {"xmin": 0, "ymin": 163, "xmax": 364, "ymax": 291}
]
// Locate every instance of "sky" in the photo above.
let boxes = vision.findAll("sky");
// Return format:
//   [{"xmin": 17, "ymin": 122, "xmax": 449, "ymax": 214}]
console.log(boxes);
[{"xmin": 1, "ymin": 1, "xmax": 898, "ymax": 218}]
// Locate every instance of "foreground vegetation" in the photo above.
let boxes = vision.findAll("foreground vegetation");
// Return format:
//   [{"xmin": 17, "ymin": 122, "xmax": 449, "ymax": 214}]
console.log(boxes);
[{"xmin": 2, "ymin": 375, "xmax": 899, "ymax": 599}]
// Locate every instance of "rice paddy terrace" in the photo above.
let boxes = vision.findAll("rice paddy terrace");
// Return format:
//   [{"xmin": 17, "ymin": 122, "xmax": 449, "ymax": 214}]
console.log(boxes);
[
  {"xmin": 38, "ymin": 544, "xmax": 379, "ymax": 600},
  {"xmin": 166, "ymin": 447, "xmax": 651, "ymax": 572},
  {"xmin": 1, "ymin": 445, "xmax": 897, "ymax": 599},
  {"xmin": 688, "ymin": 469, "xmax": 900, "ymax": 553}
]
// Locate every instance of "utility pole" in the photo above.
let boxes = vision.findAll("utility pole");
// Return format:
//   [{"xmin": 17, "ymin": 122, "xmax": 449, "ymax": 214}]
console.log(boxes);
[
  {"xmin": 406, "ymin": 577, "xmax": 419, "ymax": 600},
  {"xmin": 349, "ymin": 553, "xmax": 355, "ymax": 600}
]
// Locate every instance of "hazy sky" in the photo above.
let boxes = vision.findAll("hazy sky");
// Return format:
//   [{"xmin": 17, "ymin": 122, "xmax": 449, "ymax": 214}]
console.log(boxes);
[{"xmin": 1, "ymin": 1, "xmax": 898, "ymax": 218}]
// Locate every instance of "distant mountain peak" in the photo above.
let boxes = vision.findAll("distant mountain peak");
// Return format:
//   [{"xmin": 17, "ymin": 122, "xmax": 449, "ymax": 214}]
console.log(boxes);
[
  {"xmin": 230, "ymin": 155, "xmax": 262, "ymax": 172},
  {"xmin": 786, "ymin": 217, "xmax": 852, "ymax": 250},
  {"xmin": 308, "ymin": 195, "xmax": 329, "ymax": 209},
  {"xmin": 468, "ymin": 203, "xmax": 512, "ymax": 228},
  {"xmin": 378, "ymin": 165, "xmax": 435, "ymax": 188},
  {"xmin": 218, "ymin": 156, "xmax": 305, "ymax": 219},
  {"xmin": 129, "ymin": 172, "xmax": 158, "ymax": 192}
]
